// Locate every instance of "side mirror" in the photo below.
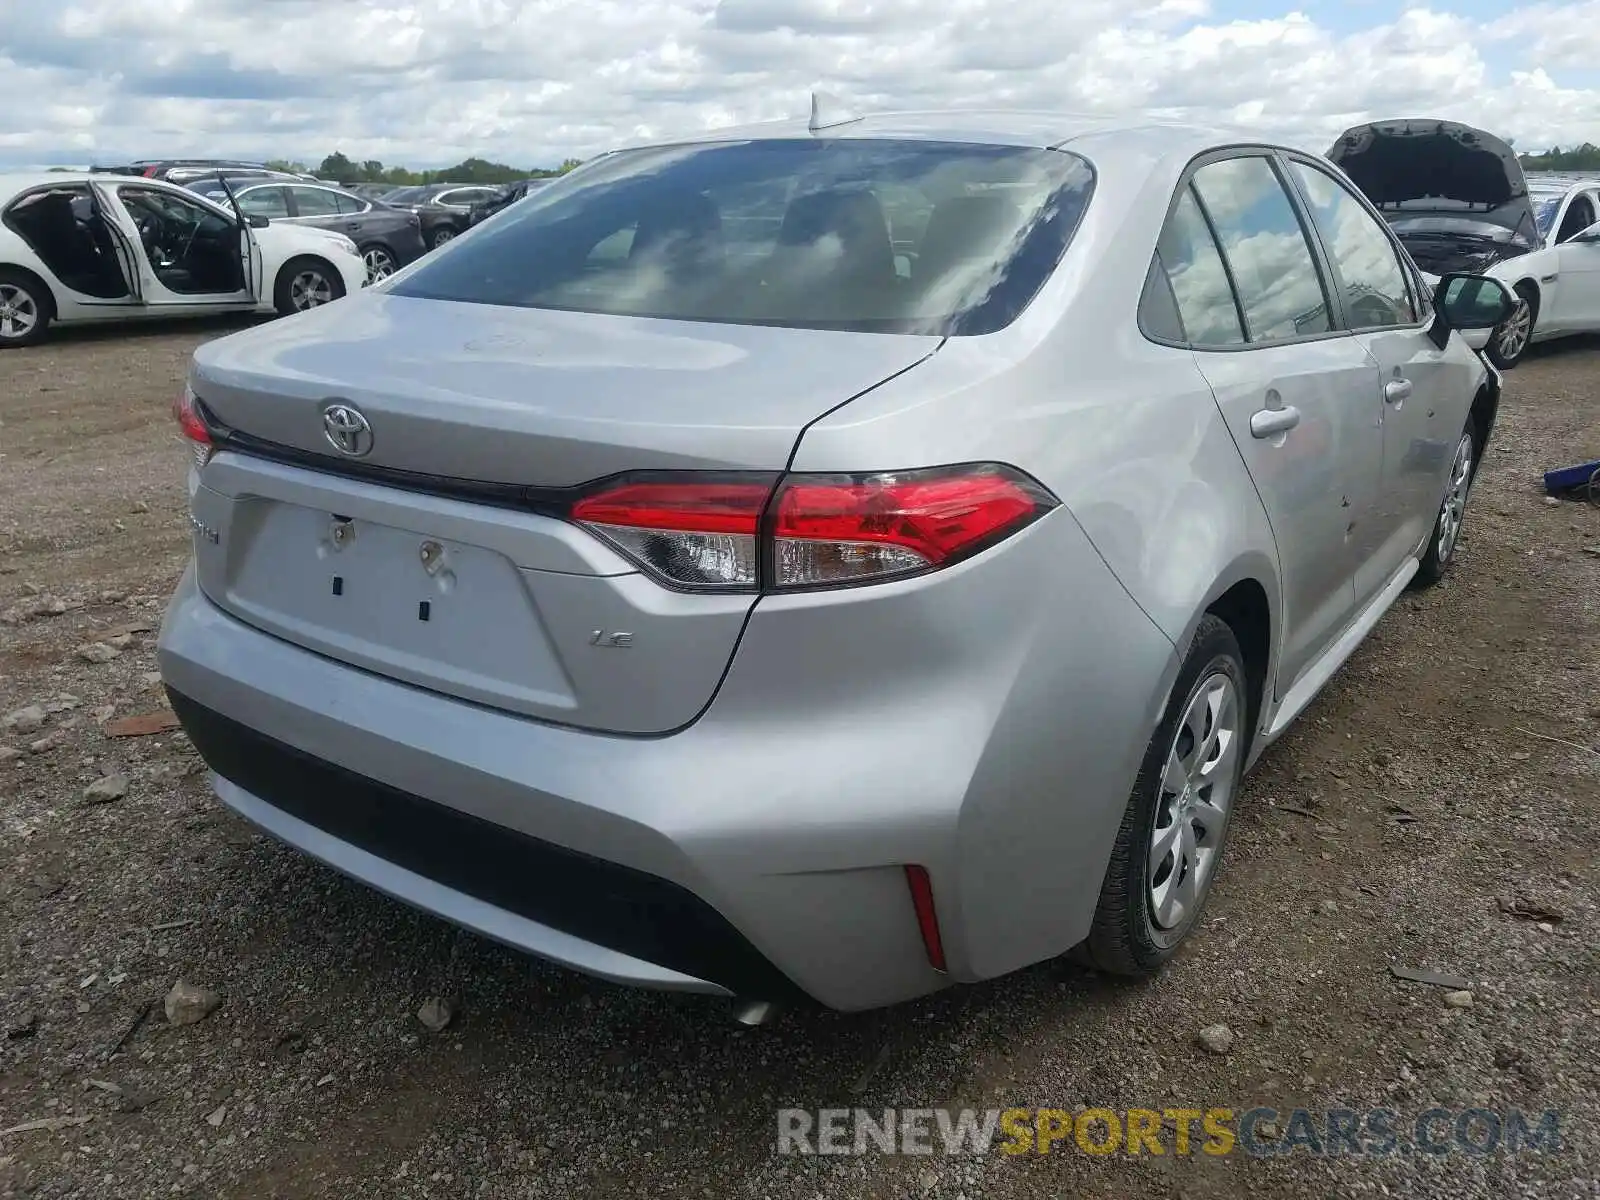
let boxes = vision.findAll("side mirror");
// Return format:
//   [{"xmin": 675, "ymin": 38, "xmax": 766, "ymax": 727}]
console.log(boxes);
[
  {"xmin": 246, "ymin": 214, "xmax": 270, "ymax": 229},
  {"xmin": 1429, "ymin": 273, "xmax": 1517, "ymax": 348}
]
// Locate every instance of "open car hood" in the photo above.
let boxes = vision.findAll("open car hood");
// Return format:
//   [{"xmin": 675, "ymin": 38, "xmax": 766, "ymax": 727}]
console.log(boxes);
[{"xmin": 1328, "ymin": 119, "xmax": 1539, "ymax": 248}]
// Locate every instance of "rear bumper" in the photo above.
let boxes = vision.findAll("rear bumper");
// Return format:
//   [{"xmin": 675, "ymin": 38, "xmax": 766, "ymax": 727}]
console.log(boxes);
[
  {"xmin": 159, "ymin": 493, "xmax": 1175, "ymax": 1009},
  {"xmin": 168, "ymin": 688, "xmax": 797, "ymax": 999},
  {"xmin": 158, "ymin": 565, "xmax": 956, "ymax": 1009}
]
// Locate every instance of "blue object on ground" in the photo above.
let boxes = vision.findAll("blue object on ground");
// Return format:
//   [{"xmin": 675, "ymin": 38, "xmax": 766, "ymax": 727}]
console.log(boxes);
[{"xmin": 1543, "ymin": 459, "xmax": 1600, "ymax": 495}]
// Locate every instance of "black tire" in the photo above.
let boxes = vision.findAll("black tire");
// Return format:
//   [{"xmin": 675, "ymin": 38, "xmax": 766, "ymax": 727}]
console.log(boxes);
[
  {"xmin": 1486, "ymin": 284, "xmax": 1537, "ymax": 370},
  {"xmin": 272, "ymin": 257, "xmax": 346, "ymax": 317},
  {"xmin": 1081, "ymin": 614, "xmax": 1248, "ymax": 976},
  {"xmin": 0, "ymin": 268, "xmax": 55, "ymax": 349},
  {"xmin": 428, "ymin": 225, "xmax": 459, "ymax": 250},
  {"xmin": 359, "ymin": 244, "xmax": 398, "ymax": 284},
  {"xmin": 1414, "ymin": 425, "xmax": 1476, "ymax": 588}
]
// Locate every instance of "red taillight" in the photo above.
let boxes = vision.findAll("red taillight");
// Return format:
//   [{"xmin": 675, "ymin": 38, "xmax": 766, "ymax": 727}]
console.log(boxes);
[
  {"xmin": 570, "ymin": 477, "xmax": 774, "ymax": 590},
  {"xmin": 772, "ymin": 466, "xmax": 1055, "ymax": 588},
  {"xmin": 904, "ymin": 865, "xmax": 947, "ymax": 972},
  {"xmin": 173, "ymin": 385, "xmax": 213, "ymax": 468},
  {"xmin": 569, "ymin": 465, "xmax": 1055, "ymax": 592},
  {"xmin": 570, "ymin": 480, "xmax": 770, "ymax": 535}
]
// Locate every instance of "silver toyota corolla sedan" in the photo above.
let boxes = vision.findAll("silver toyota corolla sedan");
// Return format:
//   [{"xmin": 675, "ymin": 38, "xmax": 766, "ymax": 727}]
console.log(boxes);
[{"xmin": 158, "ymin": 112, "xmax": 1516, "ymax": 1012}]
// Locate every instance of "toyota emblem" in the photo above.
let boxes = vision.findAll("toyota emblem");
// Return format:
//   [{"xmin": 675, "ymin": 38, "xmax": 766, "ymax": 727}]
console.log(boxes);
[{"xmin": 321, "ymin": 403, "xmax": 373, "ymax": 457}]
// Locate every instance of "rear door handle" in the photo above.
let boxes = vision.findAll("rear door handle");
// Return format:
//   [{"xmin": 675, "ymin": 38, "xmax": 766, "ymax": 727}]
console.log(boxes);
[
  {"xmin": 1384, "ymin": 378, "xmax": 1413, "ymax": 404},
  {"xmin": 1250, "ymin": 405, "xmax": 1302, "ymax": 439}
]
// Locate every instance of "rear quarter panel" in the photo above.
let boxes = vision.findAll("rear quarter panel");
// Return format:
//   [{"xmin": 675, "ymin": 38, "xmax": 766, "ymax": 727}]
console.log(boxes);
[{"xmin": 789, "ymin": 134, "xmax": 1281, "ymax": 968}]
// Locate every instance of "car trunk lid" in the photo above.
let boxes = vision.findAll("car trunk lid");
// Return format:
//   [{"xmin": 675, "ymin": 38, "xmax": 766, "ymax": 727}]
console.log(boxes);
[{"xmin": 186, "ymin": 295, "xmax": 940, "ymax": 733}]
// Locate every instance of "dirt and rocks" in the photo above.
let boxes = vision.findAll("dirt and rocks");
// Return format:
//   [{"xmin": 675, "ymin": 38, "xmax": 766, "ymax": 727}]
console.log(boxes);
[{"xmin": 2, "ymin": 319, "xmax": 1598, "ymax": 1199}]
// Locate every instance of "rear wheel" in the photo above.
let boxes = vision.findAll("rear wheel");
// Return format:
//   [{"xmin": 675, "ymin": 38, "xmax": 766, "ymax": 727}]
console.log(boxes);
[
  {"xmin": 1414, "ymin": 426, "xmax": 1475, "ymax": 587},
  {"xmin": 0, "ymin": 269, "xmax": 53, "ymax": 349},
  {"xmin": 273, "ymin": 257, "xmax": 346, "ymax": 316},
  {"xmin": 1487, "ymin": 285, "xmax": 1536, "ymax": 369},
  {"xmin": 360, "ymin": 244, "xmax": 397, "ymax": 284},
  {"xmin": 1080, "ymin": 615, "xmax": 1247, "ymax": 976},
  {"xmin": 429, "ymin": 226, "xmax": 458, "ymax": 250}
]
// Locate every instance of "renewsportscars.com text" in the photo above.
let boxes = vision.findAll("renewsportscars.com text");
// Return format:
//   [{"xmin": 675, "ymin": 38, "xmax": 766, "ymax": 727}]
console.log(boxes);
[{"xmin": 776, "ymin": 1106, "xmax": 1563, "ymax": 1158}]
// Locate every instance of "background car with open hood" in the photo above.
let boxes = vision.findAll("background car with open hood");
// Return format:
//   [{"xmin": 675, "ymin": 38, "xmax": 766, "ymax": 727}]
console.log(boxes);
[{"xmin": 1330, "ymin": 119, "xmax": 1600, "ymax": 369}]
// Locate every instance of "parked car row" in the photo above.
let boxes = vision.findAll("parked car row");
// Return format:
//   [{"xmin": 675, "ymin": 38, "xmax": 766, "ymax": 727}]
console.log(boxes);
[
  {"xmin": 0, "ymin": 170, "xmax": 366, "ymax": 347},
  {"xmin": 8, "ymin": 130, "xmax": 1589, "ymax": 374}
]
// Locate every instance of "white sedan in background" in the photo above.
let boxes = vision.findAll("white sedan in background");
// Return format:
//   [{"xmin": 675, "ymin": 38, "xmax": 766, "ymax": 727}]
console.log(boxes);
[
  {"xmin": 1329, "ymin": 121, "xmax": 1600, "ymax": 369},
  {"xmin": 0, "ymin": 171, "xmax": 367, "ymax": 348}
]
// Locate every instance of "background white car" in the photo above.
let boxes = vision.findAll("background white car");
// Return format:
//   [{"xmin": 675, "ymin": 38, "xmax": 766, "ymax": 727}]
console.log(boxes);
[
  {"xmin": 1329, "ymin": 121, "xmax": 1600, "ymax": 369},
  {"xmin": 0, "ymin": 171, "xmax": 367, "ymax": 348},
  {"xmin": 1486, "ymin": 174, "xmax": 1600, "ymax": 366}
]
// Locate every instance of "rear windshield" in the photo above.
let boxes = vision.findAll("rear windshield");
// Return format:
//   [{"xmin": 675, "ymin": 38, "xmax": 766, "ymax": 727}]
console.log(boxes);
[
  {"xmin": 390, "ymin": 139, "xmax": 1096, "ymax": 335},
  {"xmin": 384, "ymin": 187, "xmax": 425, "ymax": 204}
]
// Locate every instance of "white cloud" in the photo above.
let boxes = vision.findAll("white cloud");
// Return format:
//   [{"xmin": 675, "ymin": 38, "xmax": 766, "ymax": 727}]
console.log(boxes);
[{"xmin": 0, "ymin": 1, "xmax": 1595, "ymax": 169}]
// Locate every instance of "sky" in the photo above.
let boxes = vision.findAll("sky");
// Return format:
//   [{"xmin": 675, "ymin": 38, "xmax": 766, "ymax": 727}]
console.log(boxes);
[{"xmin": 1, "ymin": 0, "xmax": 1598, "ymax": 170}]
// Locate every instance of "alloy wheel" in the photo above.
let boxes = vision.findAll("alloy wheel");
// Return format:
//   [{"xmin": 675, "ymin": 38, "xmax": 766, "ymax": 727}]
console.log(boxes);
[
  {"xmin": 1149, "ymin": 671, "xmax": 1241, "ymax": 932},
  {"xmin": 1436, "ymin": 431, "xmax": 1475, "ymax": 564},
  {"xmin": 1496, "ymin": 298, "xmax": 1531, "ymax": 361},
  {"xmin": 0, "ymin": 283, "xmax": 39, "ymax": 340},
  {"xmin": 363, "ymin": 248, "xmax": 396, "ymax": 284},
  {"xmin": 431, "ymin": 228, "xmax": 456, "ymax": 248},
  {"xmin": 289, "ymin": 270, "xmax": 334, "ymax": 311}
]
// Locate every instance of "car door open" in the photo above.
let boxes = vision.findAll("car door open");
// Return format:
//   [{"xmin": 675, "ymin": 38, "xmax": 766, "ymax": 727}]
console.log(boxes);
[{"xmin": 88, "ymin": 183, "xmax": 151, "ymax": 303}]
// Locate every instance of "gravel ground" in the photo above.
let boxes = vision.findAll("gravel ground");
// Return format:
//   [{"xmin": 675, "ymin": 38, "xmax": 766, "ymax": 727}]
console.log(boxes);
[{"xmin": 2, "ymin": 319, "xmax": 1598, "ymax": 1200}]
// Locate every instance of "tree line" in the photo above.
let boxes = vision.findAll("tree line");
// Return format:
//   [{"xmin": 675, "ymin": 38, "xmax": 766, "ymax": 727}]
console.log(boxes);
[
  {"xmin": 1518, "ymin": 144, "xmax": 1600, "ymax": 172},
  {"xmin": 265, "ymin": 152, "xmax": 585, "ymax": 185}
]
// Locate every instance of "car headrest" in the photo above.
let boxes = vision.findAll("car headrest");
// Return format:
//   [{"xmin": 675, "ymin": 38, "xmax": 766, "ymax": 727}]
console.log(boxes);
[
  {"xmin": 630, "ymin": 190, "xmax": 723, "ymax": 266},
  {"xmin": 916, "ymin": 194, "xmax": 1026, "ymax": 280},
  {"xmin": 776, "ymin": 188, "xmax": 895, "ymax": 283}
]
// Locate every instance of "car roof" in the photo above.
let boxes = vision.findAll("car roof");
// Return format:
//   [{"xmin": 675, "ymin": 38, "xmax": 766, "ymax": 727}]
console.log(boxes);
[
  {"xmin": 0, "ymin": 170, "xmax": 151, "ymax": 195},
  {"xmin": 1527, "ymin": 175, "xmax": 1597, "ymax": 195},
  {"xmin": 610, "ymin": 110, "xmax": 1290, "ymax": 158}
]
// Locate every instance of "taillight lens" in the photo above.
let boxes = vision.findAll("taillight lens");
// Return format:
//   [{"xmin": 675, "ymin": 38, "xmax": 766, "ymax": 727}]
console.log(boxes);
[
  {"xmin": 571, "ymin": 477, "xmax": 774, "ymax": 590},
  {"xmin": 569, "ymin": 464, "xmax": 1055, "ymax": 592},
  {"xmin": 173, "ymin": 384, "xmax": 214, "ymax": 469},
  {"xmin": 771, "ymin": 465, "xmax": 1056, "ymax": 589}
]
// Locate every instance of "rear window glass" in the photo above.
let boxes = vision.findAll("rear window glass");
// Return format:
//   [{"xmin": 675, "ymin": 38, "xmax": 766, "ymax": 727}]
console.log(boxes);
[{"xmin": 390, "ymin": 139, "xmax": 1096, "ymax": 335}]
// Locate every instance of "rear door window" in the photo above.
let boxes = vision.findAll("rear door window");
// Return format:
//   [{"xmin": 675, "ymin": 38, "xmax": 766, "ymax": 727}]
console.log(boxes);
[
  {"xmin": 288, "ymin": 187, "xmax": 340, "ymax": 218},
  {"xmin": 1191, "ymin": 156, "xmax": 1333, "ymax": 342},
  {"xmin": 1288, "ymin": 160, "xmax": 1417, "ymax": 328},
  {"xmin": 391, "ymin": 139, "xmax": 1097, "ymax": 335},
  {"xmin": 237, "ymin": 187, "xmax": 289, "ymax": 219}
]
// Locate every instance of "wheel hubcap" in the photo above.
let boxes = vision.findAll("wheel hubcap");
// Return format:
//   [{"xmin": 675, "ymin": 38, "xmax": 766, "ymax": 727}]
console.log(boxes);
[
  {"xmin": 1437, "ymin": 432, "xmax": 1474, "ymax": 563},
  {"xmin": 290, "ymin": 271, "xmax": 333, "ymax": 310},
  {"xmin": 1150, "ymin": 672, "xmax": 1240, "ymax": 932},
  {"xmin": 1497, "ymin": 299, "xmax": 1531, "ymax": 359},
  {"xmin": 433, "ymin": 229, "xmax": 455, "ymax": 246},
  {"xmin": 0, "ymin": 284, "xmax": 38, "ymax": 339},
  {"xmin": 363, "ymin": 249, "xmax": 395, "ymax": 283}
]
